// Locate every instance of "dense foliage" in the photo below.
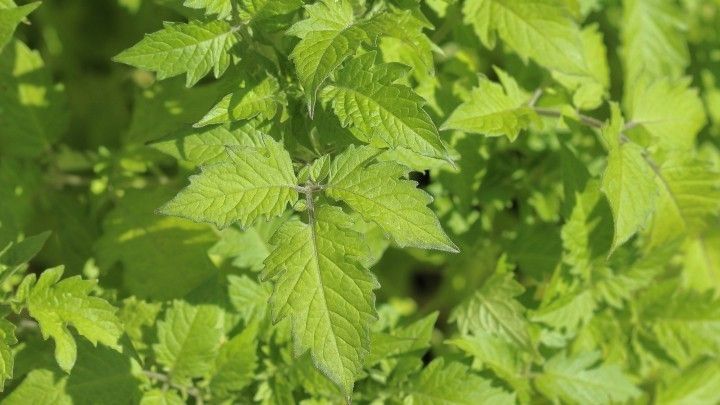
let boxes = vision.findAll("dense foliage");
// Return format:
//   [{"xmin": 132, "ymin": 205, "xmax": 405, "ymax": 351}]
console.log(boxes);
[{"xmin": 1, "ymin": 0, "xmax": 720, "ymax": 403}]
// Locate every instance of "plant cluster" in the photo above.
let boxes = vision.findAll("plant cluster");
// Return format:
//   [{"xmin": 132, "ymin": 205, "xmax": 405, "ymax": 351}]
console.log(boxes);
[{"xmin": 1, "ymin": 0, "xmax": 719, "ymax": 404}]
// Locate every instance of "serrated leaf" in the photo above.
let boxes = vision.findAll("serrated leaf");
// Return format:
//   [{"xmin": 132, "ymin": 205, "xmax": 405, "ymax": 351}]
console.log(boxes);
[
  {"xmin": 0, "ymin": 319, "xmax": 16, "ymax": 391},
  {"xmin": 323, "ymin": 53, "xmax": 449, "ymax": 160},
  {"xmin": 600, "ymin": 106, "xmax": 657, "ymax": 252},
  {"xmin": 441, "ymin": 73, "xmax": 537, "ymax": 141},
  {"xmin": 326, "ymin": 145, "xmax": 457, "ymax": 252},
  {"xmin": 367, "ymin": 312, "xmax": 437, "ymax": 366},
  {"xmin": 535, "ymin": 351, "xmax": 641, "ymax": 404},
  {"xmin": 622, "ymin": 0, "xmax": 688, "ymax": 85},
  {"xmin": 239, "ymin": 0, "xmax": 303, "ymax": 25},
  {"xmin": 21, "ymin": 266, "xmax": 122, "ymax": 372},
  {"xmin": 152, "ymin": 120, "xmax": 268, "ymax": 166},
  {"xmin": 406, "ymin": 358, "xmax": 515, "ymax": 405},
  {"xmin": 288, "ymin": 0, "xmax": 372, "ymax": 115},
  {"xmin": 140, "ymin": 389, "xmax": 185, "ymax": 405},
  {"xmin": 196, "ymin": 74, "xmax": 284, "ymax": 127},
  {"xmin": 463, "ymin": 0, "xmax": 590, "ymax": 77},
  {"xmin": 154, "ymin": 300, "xmax": 224, "ymax": 384},
  {"xmin": 209, "ymin": 322, "xmax": 259, "ymax": 397},
  {"xmin": 625, "ymin": 78, "xmax": 706, "ymax": 152},
  {"xmin": 261, "ymin": 206, "xmax": 378, "ymax": 396},
  {"xmin": 228, "ymin": 275, "xmax": 270, "ymax": 323},
  {"xmin": 648, "ymin": 158, "xmax": 720, "ymax": 247},
  {"xmin": 639, "ymin": 282, "xmax": 720, "ymax": 366},
  {"xmin": 449, "ymin": 332, "xmax": 532, "ymax": 402},
  {"xmin": 160, "ymin": 135, "xmax": 298, "ymax": 228},
  {"xmin": 183, "ymin": 0, "xmax": 232, "ymax": 19},
  {"xmin": 114, "ymin": 20, "xmax": 239, "ymax": 87},
  {"xmin": 656, "ymin": 360, "xmax": 720, "ymax": 405},
  {"xmin": 450, "ymin": 272, "xmax": 532, "ymax": 350},
  {"xmin": 0, "ymin": 2, "xmax": 40, "ymax": 51}
]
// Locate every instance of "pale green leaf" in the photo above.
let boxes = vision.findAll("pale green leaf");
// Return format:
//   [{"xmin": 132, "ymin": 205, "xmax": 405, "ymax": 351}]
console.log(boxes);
[
  {"xmin": 288, "ymin": 0, "xmax": 372, "ymax": 115},
  {"xmin": 152, "ymin": 120, "xmax": 268, "ymax": 166},
  {"xmin": 183, "ymin": 0, "xmax": 232, "ymax": 19},
  {"xmin": 227, "ymin": 275, "xmax": 271, "ymax": 323},
  {"xmin": 600, "ymin": 106, "xmax": 657, "ymax": 252},
  {"xmin": 648, "ymin": 158, "xmax": 720, "ymax": 247},
  {"xmin": 0, "ymin": 318, "xmax": 16, "ymax": 391},
  {"xmin": 535, "ymin": 351, "xmax": 641, "ymax": 404},
  {"xmin": 441, "ymin": 73, "xmax": 537, "ymax": 141},
  {"xmin": 114, "ymin": 20, "xmax": 239, "ymax": 87},
  {"xmin": 323, "ymin": 53, "xmax": 449, "ymax": 161},
  {"xmin": 449, "ymin": 272, "xmax": 532, "ymax": 350},
  {"xmin": 154, "ymin": 300, "xmax": 224, "ymax": 384},
  {"xmin": 626, "ymin": 78, "xmax": 706, "ymax": 151},
  {"xmin": 140, "ymin": 389, "xmax": 185, "ymax": 405},
  {"xmin": 21, "ymin": 266, "xmax": 123, "ymax": 372},
  {"xmin": 622, "ymin": 0, "xmax": 688, "ymax": 85},
  {"xmin": 463, "ymin": 0, "xmax": 591, "ymax": 77},
  {"xmin": 449, "ymin": 332, "xmax": 532, "ymax": 401},
  {"xmin": 209, "ymin": 322, "xmax": 259, "ymax": 397},
  {"xmin": 657, "ymin": 361, "xmax": 720, "ymax": 405},
  {"xmin": 326, "ymin": 145, "xmax": 457, "ymax": 252},
  {"xmin": 639, "ymin": 282, "xmax": 720, "ymax": 366},
  {"xmin": 196, "ymin": 74, "xmax": 284, "ymax": 127},
  {"xmin": 261, "ymin": 206, "xmax": 378, "ymax": 396},
  {"xmin": 159, "ymin": 135, "xmax": 298, "ymax": 228},
  {"xmin": 406, "ymin": 358, "xmax": 515, "ymax": 405}
]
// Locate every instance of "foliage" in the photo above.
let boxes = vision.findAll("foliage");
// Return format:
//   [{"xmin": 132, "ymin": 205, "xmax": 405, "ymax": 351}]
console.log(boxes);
[{"xmin": 1, "ymin": 0, "xmax": 720, "ymax": 403}]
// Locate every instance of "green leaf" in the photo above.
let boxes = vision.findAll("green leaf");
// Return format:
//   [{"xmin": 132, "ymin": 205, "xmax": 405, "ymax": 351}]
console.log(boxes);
[
  {"xmin": 227, "ymin": 275, "xmax": 270, "ymax": 322},
  {"xmin": 648, "ymin": 158, "xmax": 720, "ymax": 247},
  {"xmin": 367, "ymin": 312, "xmax": 437, "ymax": 366},
  {"xmin": 622, "ymin": 0, "xmax": 688, "ymax": 85},
  {"xmin": 463, "ymin": 0, "xmax": 591, "ymax": 77},
  {"xmin": 449, "ymin": 272, "xmax": 532, "ymax": 351},
  {"xmin": 239, "ymin": 0, "xmax": 304, "ymax": 26},
  {"xmin": 625, "ymin": 78, "xmax": 707, "ymax": 151},
  {"xmin": 449, "ymin": 332, "xmax": 532, "ymax": 402},
  {"xmin": 638, "ymin": 282, "xmax": 720, "ymax": 366},
  {"xmin": 288, "ymin": 0, "xmax": 371, "ymax": 115},
  {"xmin": 195, "ymin": 74, "xmax": 284, "ymax": 127},
  {"xmin": 140, "ymin": 389, "xmax": 185, "ymax": 405},
  {"xmin": 152, "ymin": 120, "xmax": 267, "ymax": 166},
  {"xmin": 657, "ymin": 360, "xmax": 720, "ymax": 405},
  {"xmin": 323, "ymin": 53, "xmax": 450, "ymax": 160},
  {"xmin": 209, "ymin": 321, "xmax": 259, "ymax": 397},
  {"xmin": 0, "ymin": 2, "xmax": 40, "ymax": 51},
  {"xmin": 153, "ymin": 300, "xmax": 224, "ymax": 384},
  {"xmin": 20, "ymin": 266, "xmax": 123, "ymax": 372},
  {"xmin": 535, "ymin": 351, "xmax": 641, "ymax": 404},
  {"xmin": 183, "ymin": 0, "xmax": 232, "ymax": 20},
  {"xmin": 406, "ymin": 358, "xmax": 516, "ymax": 405},
  {"xmin": 600, "ymin": 105, "xmax": 657, "ymax": 252},
  {"xmin": 114, "ymin": 20, "xmax": 239, "ymax": 87},
  {"xmin": 159, "ymin": 135, "xmax": 298, "ymax": 228},
  {"xmin": 261, "ymin": 206, "xmax": 378, "ymax": 397},
  {"xmin": 0, "ymin": 319, "xmax": 16, "ymax": 391},
  {"xmin": 326, "ymin": 145, "xmax": 458, "ymax": 252},
  {"xmin": 441, "ymin": 71, "xmax": 538, "ymax": 141}
]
